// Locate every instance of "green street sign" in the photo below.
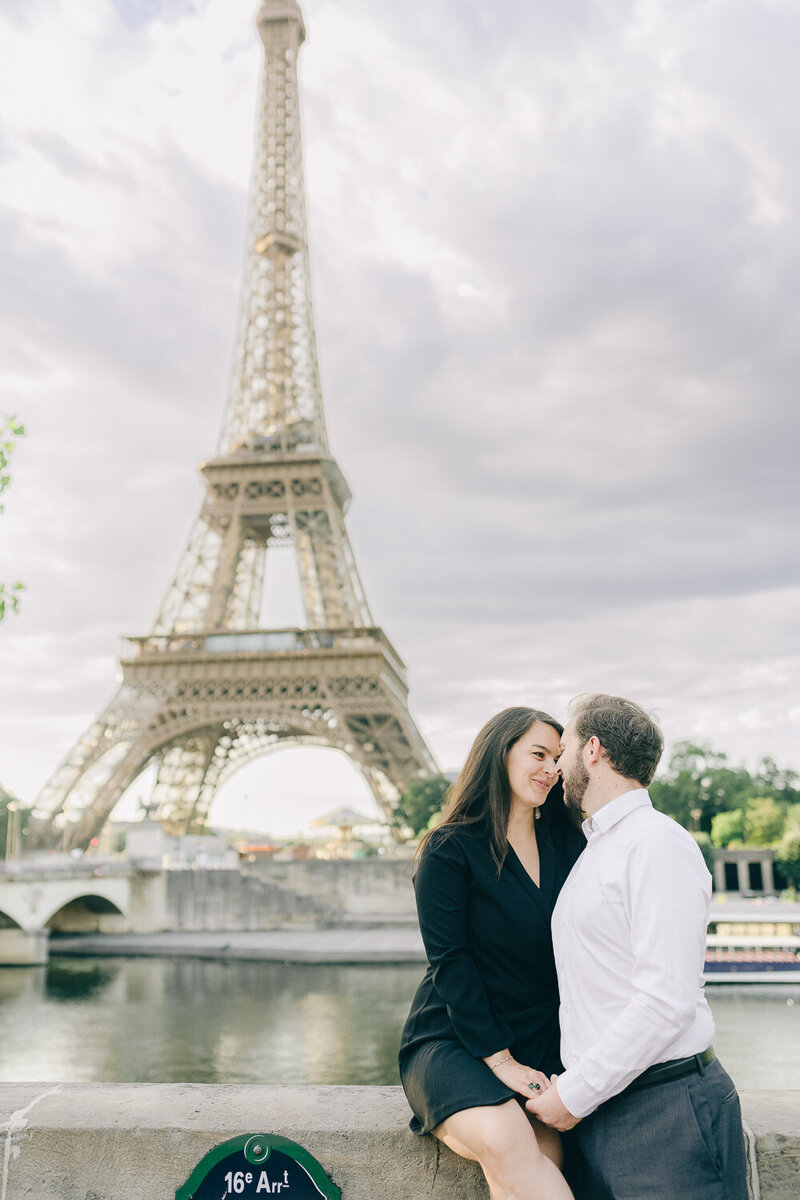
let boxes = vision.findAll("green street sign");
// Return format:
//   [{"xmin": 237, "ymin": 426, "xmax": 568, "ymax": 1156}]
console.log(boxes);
[{"xmin": 177, "ymin": 1134, "xmax": 341, "ymax": 1199}]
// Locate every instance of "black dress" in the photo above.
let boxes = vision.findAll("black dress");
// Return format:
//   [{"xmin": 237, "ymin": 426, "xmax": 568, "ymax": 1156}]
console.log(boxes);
[{"xmin": 399, "ymin": 804, "xmax": 584, "ymax": 1135}]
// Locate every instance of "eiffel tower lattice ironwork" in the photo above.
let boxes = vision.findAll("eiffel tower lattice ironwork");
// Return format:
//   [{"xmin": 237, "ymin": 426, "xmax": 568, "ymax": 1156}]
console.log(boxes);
[{"xmin": 31, "ymin": 0, "xmax": 437, "ymax": 852}]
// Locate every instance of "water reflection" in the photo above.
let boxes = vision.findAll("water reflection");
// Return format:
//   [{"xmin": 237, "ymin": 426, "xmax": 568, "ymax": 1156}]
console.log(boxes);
[
  {"xmin": 45, "ymin": 960, "xmax": 118, "ymax": 1001},
  {"xmin": 0, "ymin": 958, "xmax": 419, "ymax": 1085},
  {"xmin": 708, "ymin": 984, "xmax": 800, "ymax": 1091},
  {"xmin": 0, "ymin": 958, "xmax": 797, "ymax": 1090},
  {"xmin": 0, "ymin": 966, "xmax": 45, "ymax": 1005}
]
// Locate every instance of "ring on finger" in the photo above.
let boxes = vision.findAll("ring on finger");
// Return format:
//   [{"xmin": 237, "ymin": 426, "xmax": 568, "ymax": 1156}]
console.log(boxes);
[{"xmin": 528, "ymin": 1082, "xmax": 541, "ymax": 1091}]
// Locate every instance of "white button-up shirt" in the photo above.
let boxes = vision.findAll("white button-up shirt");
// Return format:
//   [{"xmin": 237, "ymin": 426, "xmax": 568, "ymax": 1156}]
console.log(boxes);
[{"xmin": 553, "ymin": 788, "xmax": 715, "ymax": 1120}]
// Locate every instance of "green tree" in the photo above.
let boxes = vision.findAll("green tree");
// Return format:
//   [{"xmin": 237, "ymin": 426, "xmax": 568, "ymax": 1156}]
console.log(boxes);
[
  {"xmin": 743, "ymin": 796, "xmax": 785, "ymax": 846},
  {"xmin": 650, "ymin": 741, "xmax": 754, "ymax": 832},
  {"xmin": 0, "ymin": 783, "xmax": 30, "ymax": 859},
  {"xmin": 691, "ymin": 831, "xmax": 715, "ymax": 874},
  {"xmin": 708, "ymin": 796, "xmax": 786, "ymax": 849},
  {"xmin": 0, "ymin": 414, "xmax": 26, "ymax": 621},
  {"xmin": 783, "ymin": 803, "xmax": 800, "ymax": 836},
  {"xmin": 753, "ymin": 756, "xmax": 800, "ymax": 808},
  {"xmin": 710, "ymin": 809, "xmax": 746, "ymax": 848},
  {"xmin": 395, "ymin": 776, "xmax": 451, "ymax": 837},
  {"xmin": 651, "ymin": 741, "xmax": 800, "ymax": 835},
  {"xmin": 775, "ymin": 829, "xmax": 800, "ymax": 890}
]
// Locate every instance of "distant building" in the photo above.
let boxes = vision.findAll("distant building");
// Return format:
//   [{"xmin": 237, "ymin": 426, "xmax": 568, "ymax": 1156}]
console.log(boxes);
[
  {"xmin": 116, "ymin": 821, "xmax": 239, "ymax": 869},
  {"xmin": 712, "ymin": 847, "xmax": 777, "ymax": 896}
]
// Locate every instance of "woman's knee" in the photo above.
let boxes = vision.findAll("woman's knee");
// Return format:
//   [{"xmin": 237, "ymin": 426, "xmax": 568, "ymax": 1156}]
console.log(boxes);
[{"xmin": 438, "ymin": 1101, "xmax": 539, "ymax": 1166}]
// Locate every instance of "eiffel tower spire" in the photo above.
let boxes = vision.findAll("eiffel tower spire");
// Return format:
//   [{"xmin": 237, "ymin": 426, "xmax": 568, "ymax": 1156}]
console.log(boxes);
[
  {"xmin": 30, "ymin": 1, "xmax": 436, "ymax": 851},
  {"xmin": 221, "ymin": 0, "xmax": 326, "ymax": 458},
  {"xmin": 152, "ymin": 0, "xmax": 367, "ymax": 639}
]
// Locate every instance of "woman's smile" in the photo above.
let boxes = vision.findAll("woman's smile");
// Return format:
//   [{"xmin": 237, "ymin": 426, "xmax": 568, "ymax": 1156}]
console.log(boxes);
[{"xmin": 507, "ymin": 721, "xmax": 562, "ymax": 811}]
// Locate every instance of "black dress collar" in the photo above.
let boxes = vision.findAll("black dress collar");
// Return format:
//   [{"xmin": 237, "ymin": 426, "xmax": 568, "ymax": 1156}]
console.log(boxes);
[{"xmin": 505, "ymin": 817, "xmax": 557, "ymax": 917}]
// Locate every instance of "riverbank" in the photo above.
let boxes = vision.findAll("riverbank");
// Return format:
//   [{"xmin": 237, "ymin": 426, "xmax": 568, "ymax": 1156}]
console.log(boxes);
[
  {"xmin": 50, "ymin": 924, "xmax": 427, "ymax": 964},
  {"xmin": 47, "ymin": 898, "xmax": 800, "ymax": 965}
]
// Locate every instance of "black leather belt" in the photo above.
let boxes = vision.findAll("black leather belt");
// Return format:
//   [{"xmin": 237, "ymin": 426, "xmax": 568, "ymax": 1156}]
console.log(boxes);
[{"xmin": 624, "ymin": 1046, "xmax": 715, "ymax": 1095}]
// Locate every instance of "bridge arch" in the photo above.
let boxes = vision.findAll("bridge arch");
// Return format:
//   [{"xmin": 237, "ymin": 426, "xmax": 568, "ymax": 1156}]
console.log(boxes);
[
  {"xmin": 45, "ymin": 892, "xmax": 126, "ymax": 934},
  {"xmin": 0, "ymin": 908, "xmax": 23, "ymax": 930},
  {"xmin": 0, "ymin": 876, "xmax": 131, "ymax": 933}
]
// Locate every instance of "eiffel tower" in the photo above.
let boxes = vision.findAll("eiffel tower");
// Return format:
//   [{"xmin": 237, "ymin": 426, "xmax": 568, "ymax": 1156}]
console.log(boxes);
[{"xmin": 31, "ymin": 0, "xmax": 437, "ymax": 852}]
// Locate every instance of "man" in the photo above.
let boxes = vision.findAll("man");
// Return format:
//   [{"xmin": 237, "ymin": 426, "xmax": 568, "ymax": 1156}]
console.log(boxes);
[{"xmin": 527, "ymin": 693, "xmax": 748, "ymax": 1200}]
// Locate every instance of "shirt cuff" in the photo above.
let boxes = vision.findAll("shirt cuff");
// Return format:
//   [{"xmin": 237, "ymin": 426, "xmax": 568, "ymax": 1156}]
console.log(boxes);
[{"xmin": 555, "ymin": 1066, "xmax": 601, "ymax": 1120}]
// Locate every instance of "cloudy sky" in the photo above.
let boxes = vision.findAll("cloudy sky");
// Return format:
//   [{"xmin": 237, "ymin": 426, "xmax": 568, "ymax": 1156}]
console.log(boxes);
[{"xmin": 1, "ymin": 0, "xmax": 798, "ymax": 835}]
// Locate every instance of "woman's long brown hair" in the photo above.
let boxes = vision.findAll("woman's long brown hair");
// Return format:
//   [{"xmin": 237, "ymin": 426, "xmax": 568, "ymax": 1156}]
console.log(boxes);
[{"xmin": 416, "ymin": 706, "xmax": 564, "ymax": 874}]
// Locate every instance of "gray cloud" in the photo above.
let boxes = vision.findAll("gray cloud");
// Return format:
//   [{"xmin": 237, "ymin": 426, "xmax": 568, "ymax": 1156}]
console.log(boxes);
[
  {"xmin": 1, "ymin": 0, "xmax": 798, "ymax": 814},
  {"xmin": 304, "ymin": 0, "xmax": 800, "ymax": 634}
]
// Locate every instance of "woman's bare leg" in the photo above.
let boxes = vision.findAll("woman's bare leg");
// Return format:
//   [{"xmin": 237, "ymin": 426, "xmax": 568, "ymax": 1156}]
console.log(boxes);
[
  {"xmin": 433, "ymin": 1099, "xmax": 574, "ymax": 1200},
  {"xmin": 528, "ymin": 1113, "xmax": 564, "ymax": 1170}
]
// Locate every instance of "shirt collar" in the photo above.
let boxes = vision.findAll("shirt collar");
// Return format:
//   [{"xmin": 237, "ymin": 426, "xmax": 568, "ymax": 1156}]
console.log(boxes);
[{"xmin": 581, "ymin": 788, "xmax": 651, "ymax": 841}]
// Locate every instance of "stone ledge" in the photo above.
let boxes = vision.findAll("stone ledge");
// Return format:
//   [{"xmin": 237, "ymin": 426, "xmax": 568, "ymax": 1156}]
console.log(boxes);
[
  {"xmin": 741, "ymin": 1091, "xmax": 800, "ymax": 1200},
  {"xmin": 2, "ymin": 1084, "xmax": 798, "ymax": 1200}
]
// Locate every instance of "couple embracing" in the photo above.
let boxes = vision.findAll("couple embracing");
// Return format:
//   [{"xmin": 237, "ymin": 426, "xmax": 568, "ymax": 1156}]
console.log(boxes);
[{"xmin": 398, "ymin": 694, "xmax": 749, "ymax": 1200}]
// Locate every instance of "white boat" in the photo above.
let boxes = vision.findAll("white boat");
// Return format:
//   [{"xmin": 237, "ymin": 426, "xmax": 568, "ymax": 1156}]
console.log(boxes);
[{"xmin": 704, "ymin": 931, "xmax": 800, "ymax": 984}]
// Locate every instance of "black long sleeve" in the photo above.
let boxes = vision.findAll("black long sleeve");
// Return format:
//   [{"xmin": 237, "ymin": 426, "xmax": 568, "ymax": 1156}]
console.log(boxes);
[{"xmin": 413, "ymin": 832, "xmax": 514, "ymax": 1057}]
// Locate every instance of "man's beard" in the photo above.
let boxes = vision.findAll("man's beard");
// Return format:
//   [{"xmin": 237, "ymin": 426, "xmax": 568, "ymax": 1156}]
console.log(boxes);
[{"xmin": 563, "ymin": 759, "xmax": 589, "ymax": 816}]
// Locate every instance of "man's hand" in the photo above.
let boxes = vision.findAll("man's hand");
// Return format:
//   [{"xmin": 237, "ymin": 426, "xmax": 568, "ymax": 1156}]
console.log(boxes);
[{"xmin": 525, "ymin": 1075, "xmax": 580, "ymax": 1131}]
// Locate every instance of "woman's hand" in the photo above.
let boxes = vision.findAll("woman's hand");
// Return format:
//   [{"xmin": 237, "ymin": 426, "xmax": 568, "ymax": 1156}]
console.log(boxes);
[
  {"xmin": 484, "ymin": 1054, "xmax": 551, "ymax": 1099},
  {"xmin": 527, "ymin": 1074, "xmax": 580, "ymax": 1130}
]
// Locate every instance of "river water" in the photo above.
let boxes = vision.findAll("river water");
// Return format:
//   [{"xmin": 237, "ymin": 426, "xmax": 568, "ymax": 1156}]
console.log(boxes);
[{"xmin": 1, "ymin": 958, "xmax": 798, "ymax": 1090}]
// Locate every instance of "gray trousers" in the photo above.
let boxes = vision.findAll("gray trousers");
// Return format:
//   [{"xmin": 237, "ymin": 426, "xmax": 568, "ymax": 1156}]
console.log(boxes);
[{"xmin": 571, "ymin": 1057, "xmax": 749, "ymax": 1200}]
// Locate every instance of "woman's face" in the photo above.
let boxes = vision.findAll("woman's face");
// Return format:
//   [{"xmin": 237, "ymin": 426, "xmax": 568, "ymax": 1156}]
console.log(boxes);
[{"xmin": 506, "ymin": 720, "xmax": 562, "ymax": 814}]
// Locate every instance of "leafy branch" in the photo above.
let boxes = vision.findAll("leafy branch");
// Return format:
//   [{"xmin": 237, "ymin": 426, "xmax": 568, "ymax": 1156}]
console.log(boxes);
[{"xmin": 0, "ymin": 415, "xmax": 26, "ymax": 622}]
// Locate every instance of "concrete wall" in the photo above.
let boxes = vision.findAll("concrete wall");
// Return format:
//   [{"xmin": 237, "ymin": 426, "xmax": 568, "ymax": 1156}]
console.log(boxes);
[
  {"xmin": 0, "ymin": 928, "xmax": 47, "ymax": 966},
  {"xmin": 163, "ymin": 869, "xmax": 336, "ymax": 931},
  {"xmin": 244, "ymin": 858, "xmax": 416, "ymax": 922},
  {"xmin": 127, "ymin": 870, "xmax": 168, "ymax": 933},
  {"xmin": 1, "ymin": 1084, "xmax": 797, "ymax": 1200},
  {"xmin": 141, "ymin": 861, "xmax": 416, "ymax": 934}
]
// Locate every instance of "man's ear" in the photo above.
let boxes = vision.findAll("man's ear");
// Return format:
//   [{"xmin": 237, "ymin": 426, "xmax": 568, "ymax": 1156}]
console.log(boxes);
[{"xmin": 585, "ymin": 735, "xmax": 605, "ymax": 765}]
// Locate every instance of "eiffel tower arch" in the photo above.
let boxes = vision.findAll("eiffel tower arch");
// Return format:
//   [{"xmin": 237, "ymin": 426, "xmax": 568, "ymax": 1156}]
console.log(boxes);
[{"xmin": 30, "ymin": 0, "xmax": 437, "ymax": 852}]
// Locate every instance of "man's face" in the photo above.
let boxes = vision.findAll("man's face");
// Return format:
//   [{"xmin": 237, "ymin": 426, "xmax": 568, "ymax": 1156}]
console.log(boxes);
[{"xmin": 558, "ymin": 719, "xmax": 589, "ymax": 816}]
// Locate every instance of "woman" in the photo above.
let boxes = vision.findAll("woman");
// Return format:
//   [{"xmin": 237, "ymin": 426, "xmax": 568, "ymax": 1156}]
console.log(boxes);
[{"xmin": 399, "ymin": 708, "xmax": 584, "ymax": 1200}]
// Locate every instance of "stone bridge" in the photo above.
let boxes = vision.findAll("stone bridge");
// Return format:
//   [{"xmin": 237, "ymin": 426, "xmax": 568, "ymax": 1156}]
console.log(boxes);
[
  {"xmin": 0, "ymin": 863, "xmax": 133, "ymax": 964},
  {"xmin": 0, "ymin": 854, "xmax": 395, "ymax": 964}
]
